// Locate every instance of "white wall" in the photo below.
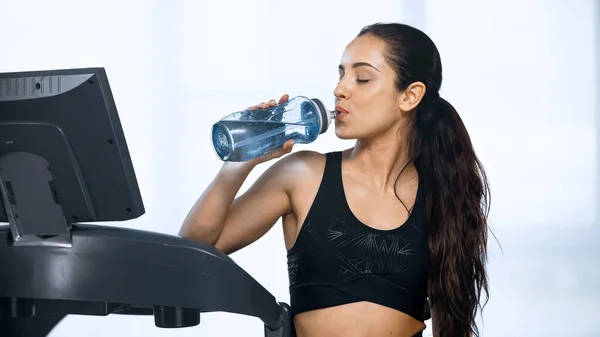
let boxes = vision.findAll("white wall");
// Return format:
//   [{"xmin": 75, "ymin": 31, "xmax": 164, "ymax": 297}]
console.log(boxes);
[
  {"xmin": 0, "ymin": 0, "xmax": 597, "ymax": 336},
  {"xmin": 425, "ymin": 0, "xmax": 596, "ymax": 230}
]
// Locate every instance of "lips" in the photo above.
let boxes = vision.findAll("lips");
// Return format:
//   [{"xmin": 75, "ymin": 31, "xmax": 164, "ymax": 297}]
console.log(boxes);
[{"xmin": 335, "ymin": 105, "xmax": 349, "ymax": 118}]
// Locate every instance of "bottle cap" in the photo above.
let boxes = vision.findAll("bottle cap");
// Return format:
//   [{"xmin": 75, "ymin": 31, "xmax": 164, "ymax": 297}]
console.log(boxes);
[{"xmin": 311, "ymin": 98, "xmax": 334, "ymax": 134}]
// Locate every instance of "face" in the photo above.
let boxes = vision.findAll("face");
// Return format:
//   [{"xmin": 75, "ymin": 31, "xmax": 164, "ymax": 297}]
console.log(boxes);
[{"xmin": 333, "ymin": 34, "xmax": 424, "ymax": 140}]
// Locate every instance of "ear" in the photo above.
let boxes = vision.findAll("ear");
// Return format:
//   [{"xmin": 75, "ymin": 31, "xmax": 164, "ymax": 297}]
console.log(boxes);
[{"xmin": 397, "ymin": 81, "xmax": 426, "ymax": 112}]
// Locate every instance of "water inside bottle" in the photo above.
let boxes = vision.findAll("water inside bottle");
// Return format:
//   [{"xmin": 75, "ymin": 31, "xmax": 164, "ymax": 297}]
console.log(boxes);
[
  {"xmin": 211, "ymin": 98, "xmax": 326, "ymax": 161},
  {"xmin": 212, "ymin": 119, "xmax": 320, "ymax": 162}
]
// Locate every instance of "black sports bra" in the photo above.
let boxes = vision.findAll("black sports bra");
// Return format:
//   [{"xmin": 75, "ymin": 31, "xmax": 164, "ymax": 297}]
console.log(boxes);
[{"xmin": 286, "ymin": 151, "xmax": 430, "ymax": 322}]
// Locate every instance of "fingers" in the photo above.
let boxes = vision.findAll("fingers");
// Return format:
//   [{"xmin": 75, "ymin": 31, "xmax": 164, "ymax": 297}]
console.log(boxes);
[
  {"xmin": 273, "ymin": 140, "xmax": 295, "ymax": 158},
  {"xmin": 278, "ymin": 94, "xmax": 289, "ymax": 105},
  {"xmin": 247, "ymin": 94, "xmax": 289, "ymax": 110},
  {"xmin": 242, "ymin": 95, "xmax": 294, "ymax": 165},
  {"xmin": 247, "ymin": 100, "xmax": 274, "ymax": 110},
  {"xmin": 282, "ymin": 139, "xmax": 294, "ymax": 153},
  {"xmin": 255, "ymin": 139, "xmax": 295, "ymax": 164}
]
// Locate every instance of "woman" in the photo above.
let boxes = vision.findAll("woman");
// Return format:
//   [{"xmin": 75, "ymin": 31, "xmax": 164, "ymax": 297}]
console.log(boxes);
[{"xmin": 180, "ymin": 22, "xmax": 491, "ymax": 337}]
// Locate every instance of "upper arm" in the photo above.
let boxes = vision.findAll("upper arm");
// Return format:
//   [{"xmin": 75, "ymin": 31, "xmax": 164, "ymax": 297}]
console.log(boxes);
[{"xmin": 213, "ymin": 151, "xmax": 318, "ymax": 254}]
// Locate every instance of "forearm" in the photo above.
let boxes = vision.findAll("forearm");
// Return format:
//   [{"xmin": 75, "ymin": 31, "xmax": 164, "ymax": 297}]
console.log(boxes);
[{"xmin": 179, "ymin": 161, "xmax": 256, "ymax": 244}]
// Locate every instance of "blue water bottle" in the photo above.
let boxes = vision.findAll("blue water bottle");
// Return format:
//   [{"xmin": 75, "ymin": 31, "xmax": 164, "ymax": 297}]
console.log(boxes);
[{"xmin": 211, "ymin": 96, "xmax": 334, "ymax": 162}]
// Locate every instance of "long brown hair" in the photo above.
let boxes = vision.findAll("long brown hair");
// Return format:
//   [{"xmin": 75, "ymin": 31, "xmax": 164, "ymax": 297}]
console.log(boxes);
[{"xmin": 358, "ymin": 23, "xmax": 492, "ymax": 336}]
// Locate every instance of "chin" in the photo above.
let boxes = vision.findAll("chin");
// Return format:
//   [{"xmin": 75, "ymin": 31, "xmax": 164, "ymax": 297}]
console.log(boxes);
[{"xmin": 334, "ymin": 126, "xmax": 358, "ymax": 140}]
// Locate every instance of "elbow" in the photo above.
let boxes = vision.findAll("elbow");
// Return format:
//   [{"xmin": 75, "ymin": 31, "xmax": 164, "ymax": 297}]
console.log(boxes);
[
  {"xmin": 178, "ymin": 221, "xmax": 219, "ymax": 247},
  {"xmin": 212, "ymin": 236, "xmax": 237, "ymax": 255},
  {"xmin": 177, "ymin": 220, "xmax": 194, "ymax": 239}
]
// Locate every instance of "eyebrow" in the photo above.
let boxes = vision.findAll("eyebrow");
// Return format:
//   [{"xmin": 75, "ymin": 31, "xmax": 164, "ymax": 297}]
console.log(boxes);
[{"xmin": 339, "ymin": 62, "xmax": 380, "ymax": 72}]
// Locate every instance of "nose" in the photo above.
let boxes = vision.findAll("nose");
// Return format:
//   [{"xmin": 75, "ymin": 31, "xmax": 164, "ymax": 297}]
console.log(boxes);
[{"xmin": 333, "ymin": 80, "xmax": 350, "ymax": 100}]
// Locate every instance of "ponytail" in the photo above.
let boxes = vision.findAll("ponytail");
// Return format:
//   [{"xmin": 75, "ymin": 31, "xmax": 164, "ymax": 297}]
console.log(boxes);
[
  {"xmin": 357, "ymin": 22, "xmax": 491, "ymax": 336},
  {"xmin": 411, "ymin": 95, "xmax": 491, "ymax": 336}
]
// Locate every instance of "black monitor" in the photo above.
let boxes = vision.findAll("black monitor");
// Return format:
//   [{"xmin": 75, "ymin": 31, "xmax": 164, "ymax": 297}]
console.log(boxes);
[
  {"xmin": 0, "ymin": 68, "xmax": 294, "ymax": 337},
  {"xmin": 0, "ymin": 67, "xmax": 144, "ymax": 246}
]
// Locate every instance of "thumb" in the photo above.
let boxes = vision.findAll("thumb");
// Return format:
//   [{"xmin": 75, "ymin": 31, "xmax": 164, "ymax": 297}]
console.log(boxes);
[{"xmin": 282, "ymin": 139, "xmax": 294, "ymax": 153}]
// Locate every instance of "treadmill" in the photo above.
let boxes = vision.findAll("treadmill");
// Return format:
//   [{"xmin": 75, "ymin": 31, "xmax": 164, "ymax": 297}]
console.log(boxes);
[{"xmin": 0, "ymin": 68, "xmax": 295, "ymax": 337}]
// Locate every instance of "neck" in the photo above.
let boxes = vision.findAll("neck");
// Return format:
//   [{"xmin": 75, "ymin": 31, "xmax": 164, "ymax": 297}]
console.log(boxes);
[{"xmin": 348, "ymin": 131, "xmax": 413, "ymax": 192}]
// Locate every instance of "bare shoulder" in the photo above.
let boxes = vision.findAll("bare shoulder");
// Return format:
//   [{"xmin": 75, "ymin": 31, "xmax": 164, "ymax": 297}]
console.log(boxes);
[
  {"xmin": 271, "ymin": 150, "xmax": 330, "ymax": 249},
  {"xmin": 265, "ymin": 150, "xmax": 328, "ymax": 192},
  {"xmin": 278, "ymin": 150, "xmax": 327, "ymax": 171}
]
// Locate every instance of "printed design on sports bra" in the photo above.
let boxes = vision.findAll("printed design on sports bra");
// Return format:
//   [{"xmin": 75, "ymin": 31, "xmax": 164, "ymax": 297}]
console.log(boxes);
[
  {"xmin": 337, "ymin": 251, "xmax": 409, "ymax": 279},
  {"xmin": 288, "ymin": 255, "xmax": 299, "ymax": 285},
  {"xmin": 286, "ymin": 212, "xmax": 423, "ymax": 286},
  {"xmin": 326, "ymin": 216, "xmax": 412, "ymax": 255},
  {"xmin": 327, "ymin": 216, "xmax": 413, "ymax": 280},
  {"xmin": 287, "ymin": 221, "xmax": 315, "ymax": 286}
]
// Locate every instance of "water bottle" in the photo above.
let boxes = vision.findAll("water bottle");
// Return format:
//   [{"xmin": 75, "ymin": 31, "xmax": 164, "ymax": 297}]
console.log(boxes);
[{"xmin": 211, "ymin": 96, "xmax": 335, "ymax": 162}]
